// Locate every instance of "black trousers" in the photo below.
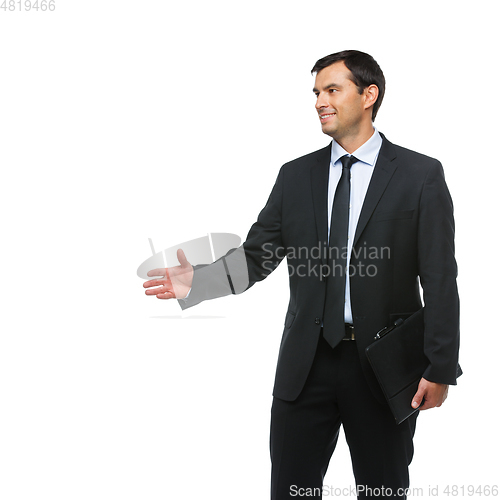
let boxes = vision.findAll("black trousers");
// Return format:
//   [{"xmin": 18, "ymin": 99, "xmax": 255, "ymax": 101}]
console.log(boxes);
[{"xmin": 270, "ymin": 334, "xmax": 418, "ymax": 499}]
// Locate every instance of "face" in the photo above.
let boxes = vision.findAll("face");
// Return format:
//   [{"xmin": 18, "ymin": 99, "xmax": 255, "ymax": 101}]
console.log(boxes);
[{"xmin": 313, "ymin": 61, "xmax": 372, "ymax": 142}]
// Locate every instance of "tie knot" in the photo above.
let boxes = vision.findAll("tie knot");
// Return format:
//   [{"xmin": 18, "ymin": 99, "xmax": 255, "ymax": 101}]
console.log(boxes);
[{"xmin": 340, "ymin": 155, "xmax": 358, "ymax": 170}]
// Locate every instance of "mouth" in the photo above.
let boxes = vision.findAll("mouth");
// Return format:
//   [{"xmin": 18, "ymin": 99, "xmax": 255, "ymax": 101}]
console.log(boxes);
[{"xmin": 319, "ymin": 112, "xmax": 336, "ymax": 123}]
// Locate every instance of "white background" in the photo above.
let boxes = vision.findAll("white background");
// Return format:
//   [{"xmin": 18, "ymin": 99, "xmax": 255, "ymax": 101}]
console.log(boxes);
[{"xmin": 0, "ymin": 1, "xmax": 498, "ymax": 498}]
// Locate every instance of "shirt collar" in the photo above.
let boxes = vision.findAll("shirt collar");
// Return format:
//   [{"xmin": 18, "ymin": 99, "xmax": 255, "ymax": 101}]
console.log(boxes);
[{"xmin": 330, "ymin": 128, "xmax": 383, "ymax": 167}]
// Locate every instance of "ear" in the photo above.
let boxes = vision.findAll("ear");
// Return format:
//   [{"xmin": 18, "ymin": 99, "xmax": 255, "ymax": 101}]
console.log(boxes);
[{"xmin": 363, "ymin": 84, "xmax": 379, "ymax": 113}]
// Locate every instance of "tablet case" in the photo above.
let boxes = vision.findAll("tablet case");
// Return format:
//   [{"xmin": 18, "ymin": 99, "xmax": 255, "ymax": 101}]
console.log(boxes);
[{"xmin": 365, "ymin": 308, "xmax": 427, "ymax": 424}]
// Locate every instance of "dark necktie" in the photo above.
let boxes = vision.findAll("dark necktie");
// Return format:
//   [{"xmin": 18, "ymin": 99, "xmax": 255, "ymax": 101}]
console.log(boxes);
[{"xmin": 322, "ymin": 155, "xmax": 358, "ymax": 348}]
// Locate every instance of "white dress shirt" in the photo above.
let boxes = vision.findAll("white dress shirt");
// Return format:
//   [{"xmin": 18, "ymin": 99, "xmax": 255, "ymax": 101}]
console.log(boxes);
[{"xmin": 327, "ymin": 128, "xmax": 383, "ymax": 324}]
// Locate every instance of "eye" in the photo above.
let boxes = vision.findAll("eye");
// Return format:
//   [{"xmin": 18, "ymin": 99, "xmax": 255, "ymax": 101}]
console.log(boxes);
[{"xmin": 329, "ymin": 88, "xmax": 337, "ymax": 93}]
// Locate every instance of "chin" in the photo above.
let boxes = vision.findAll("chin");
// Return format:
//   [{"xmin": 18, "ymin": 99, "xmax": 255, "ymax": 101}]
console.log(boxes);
[{"xmin": 322, "ymin": 127, "xmax": 337, "ymax": 138}]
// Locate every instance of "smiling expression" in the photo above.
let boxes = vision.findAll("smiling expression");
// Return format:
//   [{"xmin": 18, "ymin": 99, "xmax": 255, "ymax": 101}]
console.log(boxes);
[{"xmin": 313, "ymin": 61, "xmax": 375, "ymax": 144}]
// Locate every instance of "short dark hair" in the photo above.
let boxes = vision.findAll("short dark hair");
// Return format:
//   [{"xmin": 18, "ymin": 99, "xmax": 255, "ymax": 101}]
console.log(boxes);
[{"xmin": 311, "ymin": 50, "xmax": 385, "ymax": 121}]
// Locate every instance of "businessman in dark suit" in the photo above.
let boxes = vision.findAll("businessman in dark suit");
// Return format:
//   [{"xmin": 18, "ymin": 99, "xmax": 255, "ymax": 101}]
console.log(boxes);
[{"xmin": 143, "ymin": 50, "xmax": 460, "ymax": 499}]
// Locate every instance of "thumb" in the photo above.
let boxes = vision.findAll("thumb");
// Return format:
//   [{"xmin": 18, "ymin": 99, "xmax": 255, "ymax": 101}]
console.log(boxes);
[
  {"xmin": 412, "ymin": 383, "xmax": 426, "ymax": 409},
  {"xmin": 177, "ymin": 248, "xmax": 190, "ymax": 268}
]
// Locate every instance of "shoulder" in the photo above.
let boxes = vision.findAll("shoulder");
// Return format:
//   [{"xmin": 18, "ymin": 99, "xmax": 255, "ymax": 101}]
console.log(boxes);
[
  {"xmin": 282, "ymin": 143, "xmax": 331, "ymax": 170},
  {"xmin": 382, "ymin": 134, "xmax": 441, "ymax": 167},
  {"xmin": 273, "ymin": 143, "xmax": 331, "ymax": 186},
  {"xmin": 381, "ymin": 134, "xmax": 444, "ymax": 180}
]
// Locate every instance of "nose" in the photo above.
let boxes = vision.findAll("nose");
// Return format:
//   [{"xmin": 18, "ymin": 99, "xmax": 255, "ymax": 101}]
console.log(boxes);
[{"xmin": 315, "ymin": 92, "xmax": 328, "ymax": 110}]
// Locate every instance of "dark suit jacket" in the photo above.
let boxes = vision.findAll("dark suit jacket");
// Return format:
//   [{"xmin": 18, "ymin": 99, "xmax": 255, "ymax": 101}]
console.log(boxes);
[{"xmin": 181, "ymin": 134, "xmax": 461, "ymax": 402}]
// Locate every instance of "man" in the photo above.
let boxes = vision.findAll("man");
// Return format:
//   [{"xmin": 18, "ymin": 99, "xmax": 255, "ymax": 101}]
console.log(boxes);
[{"xmin": 143, "ymin": 50, "xmax": 460, "ymax": 499}]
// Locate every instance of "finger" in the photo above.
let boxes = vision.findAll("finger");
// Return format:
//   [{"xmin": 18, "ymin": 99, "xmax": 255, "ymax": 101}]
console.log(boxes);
[
  {"xmin": 411, "ymin": 387, "xmax": 425, "ymax": 409},
  {"xmin": 157, "ymin": 291, "xmax": 176, "ymax": 299},
  {"xmin": 143, "ymin": 278, "xmax": 166, "ymax": 289},
  {"xmin": 177, "ymin": 248, "xmax": 190, "ymax": 268},
  {"xmin": 145, "ymin": 284, "xmax": 171, "ymax": 296},
  {"xmin": 419, "ymin": 392, "xmax": 438, "ymax": 410},
  {"xmin": 418, "ymin": 402, "xmax": 431, "ymax": 410},
  {"xmin": 147, "ymin": 268, "xmax": 167, "ymax": 277}
]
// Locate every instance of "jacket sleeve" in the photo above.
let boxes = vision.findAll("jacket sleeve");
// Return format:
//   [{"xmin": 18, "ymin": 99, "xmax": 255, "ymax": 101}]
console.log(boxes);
[
  {"xmin": 417, "ymin": 160, "xmax": 461, "ymax": 384},
  {"xmin": 179, "ymin": 166, "xmax": 286, "ymax": 310}
]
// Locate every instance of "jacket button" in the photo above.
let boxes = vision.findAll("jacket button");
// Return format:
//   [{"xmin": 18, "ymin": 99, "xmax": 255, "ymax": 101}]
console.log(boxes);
[{"xmin": 315, "ymin": 318, "xmax": 321, "ymax": 325}]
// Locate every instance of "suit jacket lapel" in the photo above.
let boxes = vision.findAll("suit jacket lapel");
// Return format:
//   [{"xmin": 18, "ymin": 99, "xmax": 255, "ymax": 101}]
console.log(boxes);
[
  {"xmin": 310, "ymin": 142, "xmax": 331, "ymax": 266},
  {"xmin": 353, "ymin": 136, "xmax": 398, "ymax": 248}
]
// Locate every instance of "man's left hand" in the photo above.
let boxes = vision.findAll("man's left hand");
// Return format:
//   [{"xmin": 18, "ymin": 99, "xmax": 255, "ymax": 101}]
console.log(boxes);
[{"xmin": 412, "ymin": 378, "xmax": 449, "ymax": 411}]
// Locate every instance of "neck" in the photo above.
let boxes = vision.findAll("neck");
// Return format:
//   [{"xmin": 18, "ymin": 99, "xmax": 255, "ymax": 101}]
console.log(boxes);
[{"xmin": 334, "ymin": 123, "xmax": 375, "ymax": 154}]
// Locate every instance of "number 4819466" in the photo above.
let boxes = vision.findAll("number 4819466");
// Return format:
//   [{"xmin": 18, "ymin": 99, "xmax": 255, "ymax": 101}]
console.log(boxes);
[{"xmin": 0, "ymin": 0, "xmax": 56, "ymax": 11}]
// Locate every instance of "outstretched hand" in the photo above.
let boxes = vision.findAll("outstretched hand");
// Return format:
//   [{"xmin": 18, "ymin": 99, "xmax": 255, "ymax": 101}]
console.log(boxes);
[
  {"xmin": 143, "ymin": 249, "xmax": 193, "ymax": 300},
  {"xmin": 412, "ymin": 377, "xmax": 449, "ymax": 411}
]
